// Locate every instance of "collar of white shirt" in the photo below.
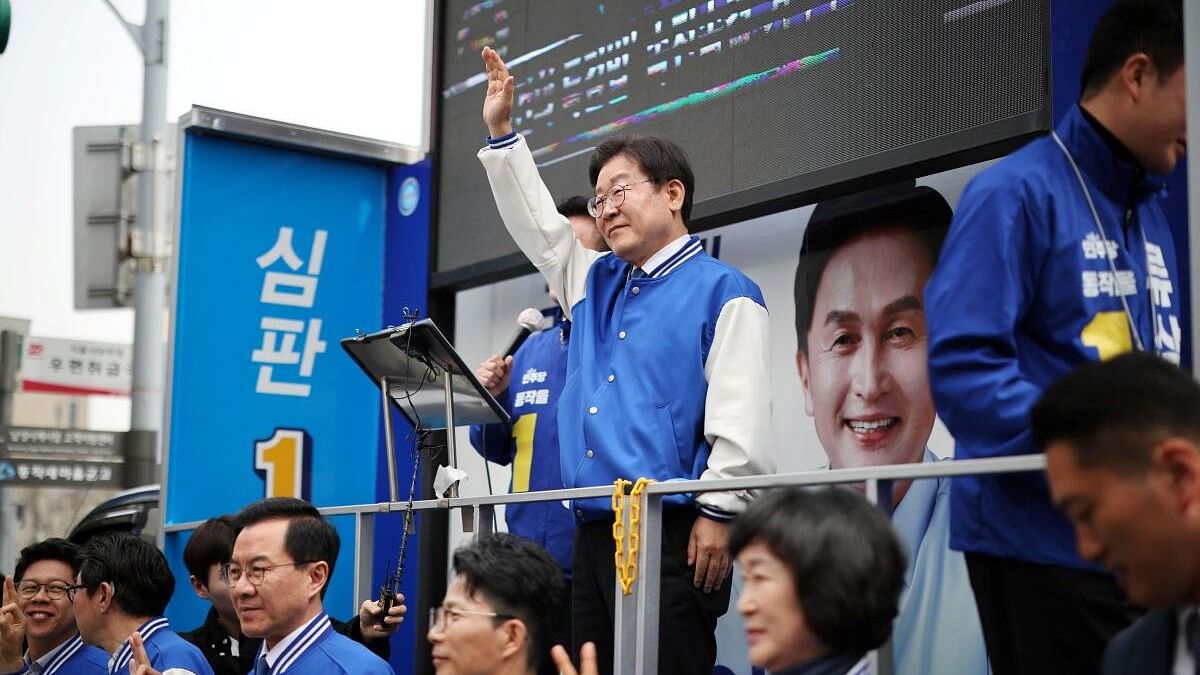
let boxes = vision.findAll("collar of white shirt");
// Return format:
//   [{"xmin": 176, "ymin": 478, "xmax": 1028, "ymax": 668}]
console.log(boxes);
[
  {"xmin": 637, "ymin": 234, "xmax": 692, "ymax": 277},
  {"xmin": 261, "ymin": 611, "xmax": 329, "ymax": 670},
  {"xmin": 1173, "ymin": 607, "xmax": 1200, "ymax": 675}
]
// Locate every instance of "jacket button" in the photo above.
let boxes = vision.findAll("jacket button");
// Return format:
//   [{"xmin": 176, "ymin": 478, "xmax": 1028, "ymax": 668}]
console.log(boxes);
[
  {"xmin": 607, "ymin": 374, "xmax": 615, "ymax": 383},
  {"xmin": 589, "ymin": 406, "xmax": 599, "ymax": 414},
  {"xmin": 631, "ymin": 286, "xmax": 640, "ymax": 295},
  {"xmin": 618, "ymin": 330, "xmax": 627, "ymax": 339},
  {"xmin": 586, "ymin": 449, "xmax": 594, "ymax": 458}
]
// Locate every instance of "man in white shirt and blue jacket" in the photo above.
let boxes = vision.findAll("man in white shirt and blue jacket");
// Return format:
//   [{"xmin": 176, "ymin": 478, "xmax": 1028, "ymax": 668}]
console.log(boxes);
[
  {"xmin": 226, "ymin": 498, "xmax": 393, "ymax": 675},
  {"xmin": 0, "ymin": 538, "xmax": 109, "ymax": 675},
  {"xmin": 477, "ymin": 46, "xmax": 776, "ymax": 675},
  {"xmin": 70, "ymin": 533, "xmax": 213, "ymax": 675}
]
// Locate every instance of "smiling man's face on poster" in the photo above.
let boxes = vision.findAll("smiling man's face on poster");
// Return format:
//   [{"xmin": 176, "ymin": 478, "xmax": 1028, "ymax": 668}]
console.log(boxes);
[{"xmin": 793, "ymin": 184, "xmax": 951, "ymax": 493}]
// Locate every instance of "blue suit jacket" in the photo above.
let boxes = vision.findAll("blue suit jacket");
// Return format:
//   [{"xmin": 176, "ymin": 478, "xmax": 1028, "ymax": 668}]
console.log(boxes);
[{"xmin": 1101, "ymin": 609, "xmax": 1173, "ymax": 675}]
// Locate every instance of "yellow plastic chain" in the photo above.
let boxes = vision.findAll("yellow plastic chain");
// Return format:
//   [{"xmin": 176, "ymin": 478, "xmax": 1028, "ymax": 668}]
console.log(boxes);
[{"xmin": 612, "ymin": 477, "xmax": 655, "ymax": 596}]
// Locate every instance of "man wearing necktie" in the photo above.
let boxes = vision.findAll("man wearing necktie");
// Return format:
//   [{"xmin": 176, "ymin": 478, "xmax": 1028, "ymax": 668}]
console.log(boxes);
[
  {"xmin": 1033, "ymin": 353, "xmax": 1200, "ymax": 674},
  {"xmin": 225, "ymin": 498, "xmax": 393, "ymax": 675},
  {"xmin": 478, "ymin": 46, "xmax": 777, "ymax": 675}
]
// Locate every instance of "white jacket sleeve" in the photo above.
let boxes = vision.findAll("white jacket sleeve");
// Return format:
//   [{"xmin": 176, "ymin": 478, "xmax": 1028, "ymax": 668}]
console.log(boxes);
[
  {"xmin": 697, "ymin": 296, "xmax": 777, "ymax": 517},
  {"xmin": 477, "ymin": 135, "xmax": 602, "ymax": 318}
]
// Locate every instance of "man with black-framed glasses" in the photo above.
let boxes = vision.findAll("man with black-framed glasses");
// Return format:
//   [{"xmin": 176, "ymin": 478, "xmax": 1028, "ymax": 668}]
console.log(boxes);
[
  {"xmin": 70, "ymin": 532, "xmax": 212, "ymax": 675},
  {"xmin": 228, "ymin": 497, "xmax": 393, "ymax": 675},
  {"xmin": 177, "ymin": 515, "xmax": 401, "ymax": 675},
  {"xmin": 0, "ymin": 538, "xmax": 108, "ymax": 674},
  {"xmin": 427, "ymin": 533, "xmax": 566, "ymax": 675},
  {"xmin": 478, "ymin": 46, "xmax": 776, "ymax": 675}
]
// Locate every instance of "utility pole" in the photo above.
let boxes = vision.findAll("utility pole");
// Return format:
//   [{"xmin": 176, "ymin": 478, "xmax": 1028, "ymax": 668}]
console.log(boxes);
[{"xmin": 103, "ymin": 0, "xmax": 170, "ymax": 487}]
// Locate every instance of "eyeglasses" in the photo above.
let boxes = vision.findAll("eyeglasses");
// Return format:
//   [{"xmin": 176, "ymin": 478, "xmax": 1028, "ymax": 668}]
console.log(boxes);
[
  {"xmin": 15, "ymin": 581, "xmax": 72, "ymax": 601},
  {"xmin": 65, "ymin": 584, "xmax": 86, "ymax": 602},
  {"xmin": 587, "ymin": 179, "xmax": 654, "ymax": 218},
  {"xmin": 428, "ymin": 605, "xmax": 516, "ymax": 632},
  {"xmin": 220, "ymin": 560, "xmax": 317, "ymax": 586}
]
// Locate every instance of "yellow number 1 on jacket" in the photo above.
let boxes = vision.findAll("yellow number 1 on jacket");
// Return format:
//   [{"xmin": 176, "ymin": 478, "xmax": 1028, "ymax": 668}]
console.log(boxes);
[
  {"xmin": 511, "ymin": 413, "xmax": 537, "ymax": 493},
  {"xmin": 1081, "ymin": 311, "xmax": 1133, "ymax": 362}
]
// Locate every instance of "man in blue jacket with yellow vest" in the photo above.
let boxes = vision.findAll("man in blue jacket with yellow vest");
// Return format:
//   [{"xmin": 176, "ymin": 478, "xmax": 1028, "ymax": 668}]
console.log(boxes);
[
  {"xmin": 925, "ymin": 1, "xmax": 1186, "ymax": 673},
  {"xmin": 477, "ymin": 46, "xmax": 776, "ymax": 675}
]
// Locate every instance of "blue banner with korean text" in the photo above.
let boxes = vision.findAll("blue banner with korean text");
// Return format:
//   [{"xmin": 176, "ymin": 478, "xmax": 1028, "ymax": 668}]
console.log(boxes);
[{"xmin": 163, "ymin": 130, "xmax": 388, "ymax": 627}]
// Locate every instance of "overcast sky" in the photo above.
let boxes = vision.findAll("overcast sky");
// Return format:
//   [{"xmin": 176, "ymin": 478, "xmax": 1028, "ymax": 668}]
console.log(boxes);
[{"xmin": 0, "ymin": 0, "xmax": 429, "ymax": 344}]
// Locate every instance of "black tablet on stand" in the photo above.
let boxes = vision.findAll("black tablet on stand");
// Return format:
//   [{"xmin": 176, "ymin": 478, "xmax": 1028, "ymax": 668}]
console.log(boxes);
[{"xmin": 341, "ymin": 319, "xmax": 509, "ymax": 502}]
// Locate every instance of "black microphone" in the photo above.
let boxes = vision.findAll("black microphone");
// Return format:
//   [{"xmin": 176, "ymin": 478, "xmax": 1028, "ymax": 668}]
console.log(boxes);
[{"xmin": 503, "ymin": 308, "xmax": 545, "ymax": 357}]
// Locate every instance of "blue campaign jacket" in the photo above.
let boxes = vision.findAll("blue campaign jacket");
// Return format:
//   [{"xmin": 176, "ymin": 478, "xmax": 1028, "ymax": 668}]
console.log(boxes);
[
  {"xmin": 925, "ymin": 104, "xmax": 1183, "ymax": 568},
  {"xmin": 259, "ymin": 613, "xmax": 393, "ymax": 675},
  {"xmin": 108, "ymin": 617, "xmax": 215, "ymax": 675},
  {"xmin": 561, "ymin": 240, "xmax": 767, "ymax": 521},
  {"xmin": 16, "ymin": 634, "xmax": 108, "ymax": 674},
  {"xmin": 469, "ymin": 310, "xmax": 575, "ymax": 573}
]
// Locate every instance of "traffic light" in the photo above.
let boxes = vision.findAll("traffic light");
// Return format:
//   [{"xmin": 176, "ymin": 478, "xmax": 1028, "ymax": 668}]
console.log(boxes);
[{"xmin": 0, "ymin": 0, "xmax": 10, "ymax": 54}]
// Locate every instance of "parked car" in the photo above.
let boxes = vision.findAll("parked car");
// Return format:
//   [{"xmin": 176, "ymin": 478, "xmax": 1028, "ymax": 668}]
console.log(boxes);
[{"xmin": 67, "ymin": 484, "xmax": 160, "ymax": 545}]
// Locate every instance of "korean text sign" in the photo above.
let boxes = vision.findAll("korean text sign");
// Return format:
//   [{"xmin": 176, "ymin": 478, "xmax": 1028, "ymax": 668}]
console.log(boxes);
[{"xmin": 164, "ymin": 131, "xmax": 387, "ymax": 622}]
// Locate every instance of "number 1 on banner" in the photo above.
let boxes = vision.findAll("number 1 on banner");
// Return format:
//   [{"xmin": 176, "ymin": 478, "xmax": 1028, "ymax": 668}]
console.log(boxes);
[{"xmin": 255, "ymin": 428, "xmax": 310, "ymax": 499}]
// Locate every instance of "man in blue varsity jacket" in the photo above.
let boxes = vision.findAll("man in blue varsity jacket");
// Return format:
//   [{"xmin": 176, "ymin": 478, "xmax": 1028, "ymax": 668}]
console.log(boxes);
[
  {"xmin": 478, "ymin": 47, "xmax": 776, "ymax": 675},
  {"xmin": 177, "ymin": 514, "xmax": 402, "ymax": 675},
  {"xmin": 70, "ymin": 533, "xmax": 213, "ymax": 675},
  {"xmin": 227, "ymin": 497, "xmax": 393, "ymax": 675},
  {"xmin": 470, "ymin": 195, "xmax": 605, "ymax": 675},
  {"xmin": 924, "ymin": 1, "xmax": 1186, "ymax": 673},
  {"xmin": 0, "ymin": 538, "xmax": 108, "ymax": 674}
]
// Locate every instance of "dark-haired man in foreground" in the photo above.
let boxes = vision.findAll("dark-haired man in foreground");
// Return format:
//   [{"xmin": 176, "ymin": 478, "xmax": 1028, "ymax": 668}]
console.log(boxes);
[
  {"xmin": 227, "ymin": 497, "xmax": 392, "ymax": 675},
  {"xmin": 179, "ymin": 515, "xmax": 402, "ymax": 675},
  {"xmin": 1033, "ymin": 353, "xmax": 1200, "ymax": 673},
  {"xmin": 478, "ymin": 46, "xmax": 776, "ymax": 675},
  {"xmin": 0, "ymin": 538, "xmax": 108, "ymax": 674},
  {"xmin": 71, "ymin": 532, "xmax": 213, "ymax": 674},
  {"xmin": 428, "ymin": 533, "xmax": 566, "ymax": 675},
  {"xmin": 925, "ymin": 0, "xmax": 1186, "ymax": 672}
]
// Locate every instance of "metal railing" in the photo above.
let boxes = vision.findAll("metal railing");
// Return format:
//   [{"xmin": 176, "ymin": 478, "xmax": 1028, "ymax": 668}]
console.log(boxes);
[{"xmin": 164, "ymin": 454, "xmax": 1048, "ymax": 675}]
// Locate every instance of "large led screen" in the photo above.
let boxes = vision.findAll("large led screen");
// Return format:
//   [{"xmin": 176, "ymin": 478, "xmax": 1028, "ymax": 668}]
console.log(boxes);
[{"xmin": 434, "ymin": 0, "xmax": 1048, "ymax": 281}]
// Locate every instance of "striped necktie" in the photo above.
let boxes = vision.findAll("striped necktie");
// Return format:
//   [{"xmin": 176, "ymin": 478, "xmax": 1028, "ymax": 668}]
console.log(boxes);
[{"xmin": 254, "ymin": 655, "xmax": 272, "ymax": 675}]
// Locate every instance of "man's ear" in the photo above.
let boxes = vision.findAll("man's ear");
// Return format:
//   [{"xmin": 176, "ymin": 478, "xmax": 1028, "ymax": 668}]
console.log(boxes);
[
  {"xmin": 665, "ymin": 178, "xmax": 686, "ymax": 214},
  {"xmin": 96, "ymin": 581, "xmax": 116, "ymax": 614},
  {"xmin": 498, "ymin": 617, "xmax": 528, "ymax": 662},
  {"xmin": 796, "ymin": 351, "xmax": 814, "ymax": 417},
  {"xmin": 1154, "ymin": 438, "xmax": 1200, "ymax": 514},
  {"xmin": 1117, "ymin": 52, "xmax": 1153, "ymax": 102},
  {"xmin": 189, "ymin": 575, "xmax": 210, "ymax": 600},
  {"xmin": 307, "ymin": 561, "xmax": 330, "ymax": 601}
]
